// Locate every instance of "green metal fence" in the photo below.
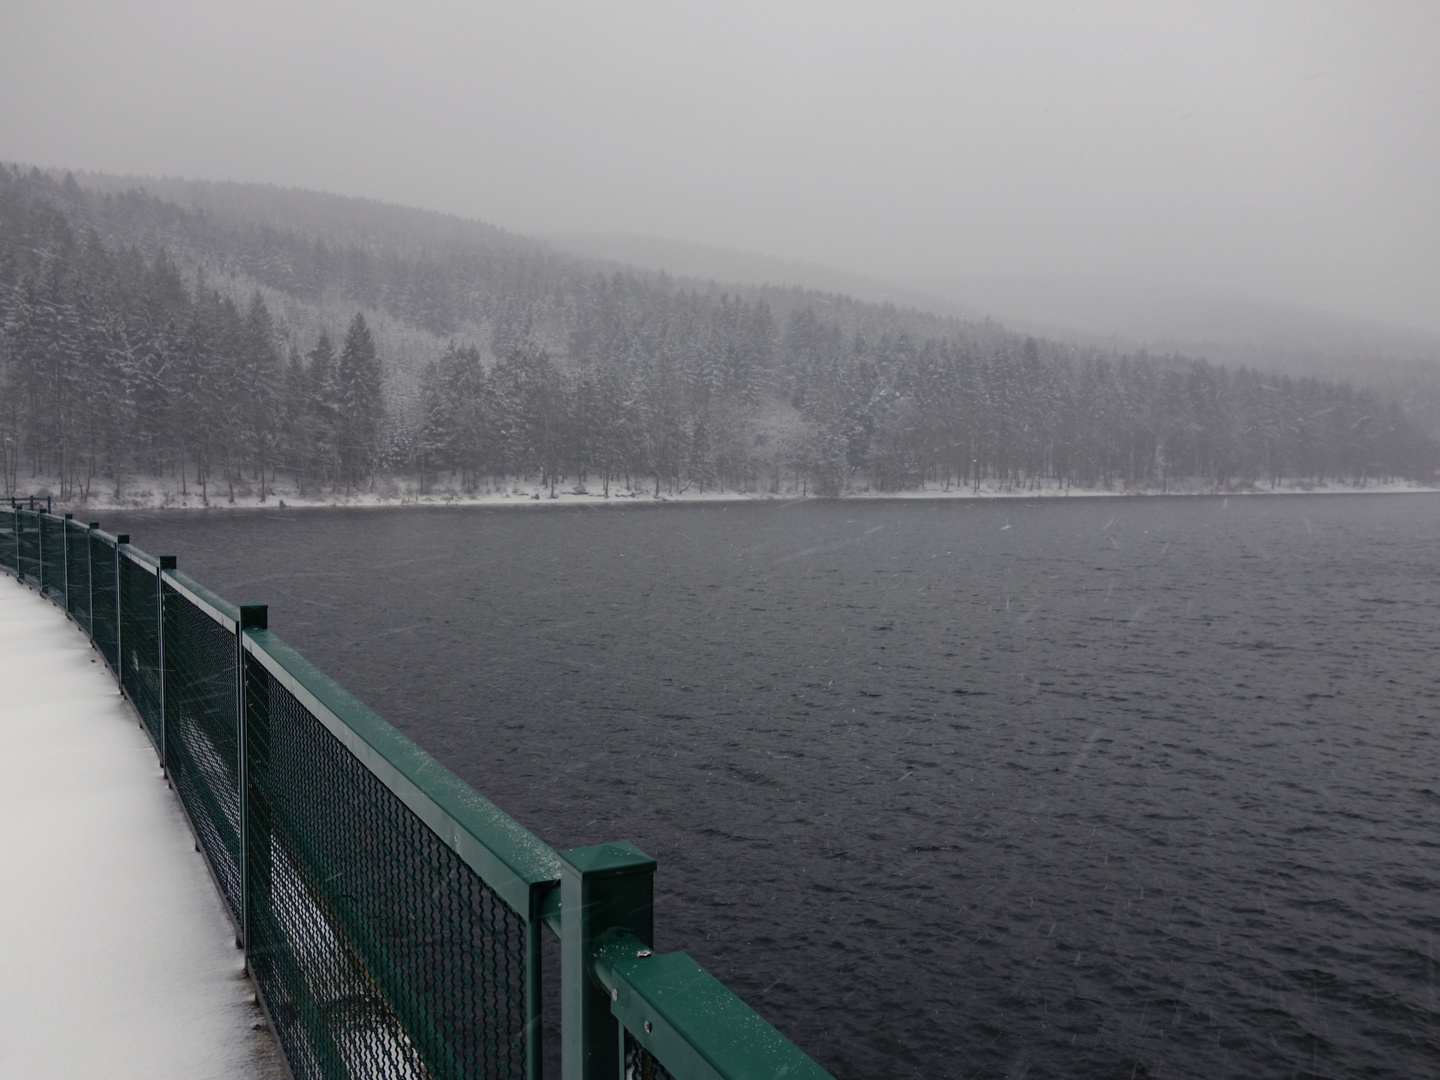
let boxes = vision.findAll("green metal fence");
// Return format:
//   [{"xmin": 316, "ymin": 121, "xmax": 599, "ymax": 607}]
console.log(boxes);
[
  {"xmin": 90, "ymin": 527, "xmax": 121, "ymax": 674},
  {"xmin": 2, "ymin": 506, "xmax": 833, "ymax": 1080},
  {"xmin": 64, "ymin": 517, "xmax": 91, "ymax": 631}
]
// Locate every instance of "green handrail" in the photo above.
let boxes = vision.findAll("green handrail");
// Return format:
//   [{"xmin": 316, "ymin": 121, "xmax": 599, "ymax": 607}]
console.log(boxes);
[{"xmin": 2, "ymin": 511, "xmax": 835, "ymax": 1080}]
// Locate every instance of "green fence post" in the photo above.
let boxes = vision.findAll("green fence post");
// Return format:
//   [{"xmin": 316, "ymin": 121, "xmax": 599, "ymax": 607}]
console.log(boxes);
[
  {"xmin": 558, "ymin": 842, "xmax": 657, "ymax": 1080},
  {"xmin": 115, "ymin": 535, "xmax": 128, "ymax": 696},
  {"xmin": 527, "ymin": 885, "xmax": 553, "ymax": 1080},
  {"xmin": 87, "ymin": 524, "xmax": 98, "ymax": 638},
  {"xmin": 62, "ymin": 513, "xmax": 72, "ymax": 608},
  {"xmin": 237, "ymin": 603, "xmax": 268, "ymax": 957},
  {"xmin": 158, "ymin": 556, "xmax": 177, "ymax": 775}
]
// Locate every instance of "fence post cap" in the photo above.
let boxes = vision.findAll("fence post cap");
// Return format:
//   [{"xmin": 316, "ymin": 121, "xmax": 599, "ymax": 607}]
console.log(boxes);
[
  {"xmin": 239, "ymin": 604, "xmax": 268, "ymax": 630},
  {"xmin": 159, "ymin": 555, "xmax": 177, "ymax": 570},
  {"xmin": 558, "ymin": 841, "xmax": 657, "ymax": 879},
  {"xmin": 88, "ymin": 521, "xmax": 99, "ymax": 529},
  {"xmin": 116, "ymin": 533, "xmax": 130, "ymax": 545}
]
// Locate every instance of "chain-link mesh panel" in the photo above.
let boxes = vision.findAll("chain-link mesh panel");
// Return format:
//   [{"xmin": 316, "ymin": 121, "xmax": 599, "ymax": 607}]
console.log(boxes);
[
  {"xmin": 1, "ymin": 510, "xmax": 18, "ymax": 574},
  {"xmin": 163, "ymin": 582, "xmax": 242, "ymax": 923},
  {"xmin": 246, "ymin": 662, "xmax": 531, "ymax": 1080},
  {"xmin": 17, "ymin": 511, "xmax": 40, "ymax": 586},
  {"xmin": 624, "ymin": 1031, "xmax": 678, "ymax": 1080},
  {"xmin": 120, "ymin": 555, "xmax": 162, "ymax": 744},
  {"xmin": 65, "ymin": 524, "xmax": 91, "ymax": 630},
  {"xmin": 39, "ymin": 515, "xmax": 65, "ymax": 602},
  {"xmin": 89, "ymin": 533, "xmax": 118, "ymax": 672}
]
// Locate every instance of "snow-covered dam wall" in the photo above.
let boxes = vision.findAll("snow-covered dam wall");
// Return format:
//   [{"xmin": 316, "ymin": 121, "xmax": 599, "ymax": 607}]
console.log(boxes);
[{"xmin": 2, "ymin": 502, "xmax": 830, "ymax": 1080}]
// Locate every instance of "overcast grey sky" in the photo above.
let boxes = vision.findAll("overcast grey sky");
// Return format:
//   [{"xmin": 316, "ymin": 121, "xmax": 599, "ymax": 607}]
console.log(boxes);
[{"xmin": 3, "ymin": 1, "xmax": 1438, "ymax": 333}]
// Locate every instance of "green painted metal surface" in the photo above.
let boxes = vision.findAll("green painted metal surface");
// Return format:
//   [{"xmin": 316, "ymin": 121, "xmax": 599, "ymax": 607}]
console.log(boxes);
[
  {"xmin": 559, "ymin": 843, "xmax": 657, "ymax": 1080},
  {"xmin": 121, "ymin": 545, "xmax": 161, "ymax": 570},
  {"xmin": 167, "ymin": 569, "xmax": 240, "ymax": 626},
  {"xmin": 596, "ymin": 941, "xmax": 833, "ymax": 1080}
]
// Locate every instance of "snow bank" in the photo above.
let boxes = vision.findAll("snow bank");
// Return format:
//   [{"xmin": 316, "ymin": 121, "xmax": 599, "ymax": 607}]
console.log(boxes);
[
  {"xmin": 11, "ymin": 472, "xmax": 1439, "ymax": 514},
  {"xmin": 0, "ymin": 575, "xmax": 286, "ymax": 1079}
]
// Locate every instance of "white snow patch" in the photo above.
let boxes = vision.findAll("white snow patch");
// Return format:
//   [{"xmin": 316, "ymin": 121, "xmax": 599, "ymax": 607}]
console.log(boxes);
[
  {"xmin": 12, "ymin": 471, "xmax": 1439, "ymax": 515},
  {"xmin": 0, "ymin": 575, "xmax": 286, "ymax": 1079}
]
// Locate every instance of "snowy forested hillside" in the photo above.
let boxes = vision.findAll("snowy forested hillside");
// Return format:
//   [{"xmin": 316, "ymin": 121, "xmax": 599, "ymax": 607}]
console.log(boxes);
[{"xmin": 1, "ymin": 165, "xmax": 1434, "ymax": 503}]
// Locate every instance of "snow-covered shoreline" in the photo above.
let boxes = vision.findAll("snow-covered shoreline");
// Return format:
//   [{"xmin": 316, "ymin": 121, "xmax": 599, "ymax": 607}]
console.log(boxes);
[{"xmin": 8, "ymin": 474, "xmax": 1438, "ymax": 515}]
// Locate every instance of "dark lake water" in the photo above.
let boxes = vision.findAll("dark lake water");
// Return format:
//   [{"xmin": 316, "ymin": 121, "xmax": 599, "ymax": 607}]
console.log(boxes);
[{"xmin": 108, "ymin": 495, "xmax": 1440, "ymax": 1079}]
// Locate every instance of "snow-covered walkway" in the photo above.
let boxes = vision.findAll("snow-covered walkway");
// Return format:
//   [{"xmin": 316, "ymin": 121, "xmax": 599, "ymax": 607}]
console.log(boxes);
[{"xmin": 0, "ymin": 574, "xmax": 286, "ymax": 1079}]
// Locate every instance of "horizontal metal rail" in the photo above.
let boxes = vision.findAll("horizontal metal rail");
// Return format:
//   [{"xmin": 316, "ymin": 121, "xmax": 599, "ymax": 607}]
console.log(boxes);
[
  {"xmin": 165, "ymin": 569, "xmax": 240, "ymax": 630},
  {"xmin": 122, "ymin": 545, "xmax": 161, "ymax": 570},
  {"xmin": 595, "ymin": 932, "xmax": 831, "ymax": 1080}
]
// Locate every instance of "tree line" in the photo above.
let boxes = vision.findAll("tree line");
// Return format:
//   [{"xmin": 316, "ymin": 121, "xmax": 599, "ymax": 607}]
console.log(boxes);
[
  {"xmin": 1, "ymin": 166, "xmax": 1434, "ymax": 502},
  {"xmin": 0, "ymin": 170, "xmax": 386, "ymax": 500}
]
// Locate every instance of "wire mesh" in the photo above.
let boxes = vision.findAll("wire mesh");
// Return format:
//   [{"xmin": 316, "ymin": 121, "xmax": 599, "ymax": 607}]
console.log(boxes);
[
  {"xmin": 246, "ymin": 661, "xmax": 531, "ymax": 1080},
  {"xmin": 65, "ymin": 523, "xmax": 91, "ymax": 630},
  {"xmin": 0, "ymin": 510, "xmax": 15, "ymax": 574},
  {"xmin": 39, "ymin": 515, "xmax": 66, "ymax": 602},
  {"xmin": 624, "ymin": 1031, "xmax": 678, "ymax": 1080},
  {"xmin": 89, "ymin": 533, "xmax": 119, "ymax": 673},
  {"xmin": 17, "ymin": 511, "xmax": 40, "ymax": 586},
  {"xmin": 120, "ymin": 555, "xmax": 162, "ymax": 745},
  {"xmin": 163, "ymin": 581, "xmax": 243, "ymax": 923}
]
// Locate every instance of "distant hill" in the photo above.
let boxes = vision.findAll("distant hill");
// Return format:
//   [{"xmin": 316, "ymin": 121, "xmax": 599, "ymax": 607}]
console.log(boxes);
[
  {"xmin": 546, "ymin": 232, "xmax": 972, "ymax": 317},
  {"xmin": 2, "ymin": 164, "xmax": 1434, "ymax": 506},
  {"xmin": 549, "ymin": 232, "xmax": 1440, "ymax": 435},
  {"xmin": 58, "ymin": 170, "xmax": 996, "ymax": 416}
]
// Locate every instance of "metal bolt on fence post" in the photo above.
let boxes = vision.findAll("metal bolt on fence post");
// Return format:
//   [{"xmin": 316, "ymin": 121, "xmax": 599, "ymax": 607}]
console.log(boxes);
[{"xmin": 558, "ymin": 841, "xmax": 656, "ymax": 1080}]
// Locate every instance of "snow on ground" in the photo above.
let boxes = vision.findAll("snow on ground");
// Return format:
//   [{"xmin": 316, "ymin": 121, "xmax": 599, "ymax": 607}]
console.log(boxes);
[
  {"xmin": 10, "ymin": 472, "xmax": 1439, "ymax": 514},
  {"xmin": 0, "ymin": 574, "xmax": 287, "ymax": 1080}
]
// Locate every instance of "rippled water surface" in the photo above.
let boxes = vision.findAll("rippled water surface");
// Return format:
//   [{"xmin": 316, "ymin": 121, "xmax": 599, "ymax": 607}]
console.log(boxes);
[{"xmin": 110, "ymin": 494, "xmax": 1440, "ymax": 1079}]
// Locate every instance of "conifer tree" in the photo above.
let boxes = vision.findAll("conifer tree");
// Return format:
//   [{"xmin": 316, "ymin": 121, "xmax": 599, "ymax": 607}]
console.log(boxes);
[{"xmin": 335, "ymin": 312, "xmax": 383, "ymax": 489}]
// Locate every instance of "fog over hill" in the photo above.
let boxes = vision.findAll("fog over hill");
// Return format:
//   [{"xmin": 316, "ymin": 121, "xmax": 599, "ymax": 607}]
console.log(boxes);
[
  {"xmin": 550, "ymin": 232, "xmax": 1440, "ymax": 435},
  {"xmin": 73, "ymin": 169, "xmax": 1440, "ymax": 421}
]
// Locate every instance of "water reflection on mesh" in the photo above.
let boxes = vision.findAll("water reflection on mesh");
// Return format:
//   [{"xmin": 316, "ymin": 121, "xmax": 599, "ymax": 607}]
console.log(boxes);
[
  {"xmin": 65, "ymin": 523, "xmax": 90, "ymax": 630},
  {"xmin": 89, "ymin": 533, "xmax": 118, "ymax": 672},
  {"xmin": 624, "ymin": 1031, "xmax": 677, "ymax": 1080},
  {"xmin": 163, "ymin": 581, "xmax": 243, "ymax": 923},
  {"xmin": 120, "ymin": 555, "xmax": 162, "ymax": 744},
  {"xmin": 246, "ymin": 667, "xmax": 529, "ymax": 1080}
]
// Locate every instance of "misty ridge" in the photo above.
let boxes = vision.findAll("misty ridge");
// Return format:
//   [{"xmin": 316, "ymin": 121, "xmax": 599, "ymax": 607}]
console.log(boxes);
[{"xmin": 1, "ymin": 164, "xmax": 1435, "ymax": 507}]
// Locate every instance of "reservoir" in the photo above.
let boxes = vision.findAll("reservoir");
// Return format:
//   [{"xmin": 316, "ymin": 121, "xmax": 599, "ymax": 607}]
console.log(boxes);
[{"xmin": 108, "ymin": 494, "xmax": 1440, "ymax": 1079}]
